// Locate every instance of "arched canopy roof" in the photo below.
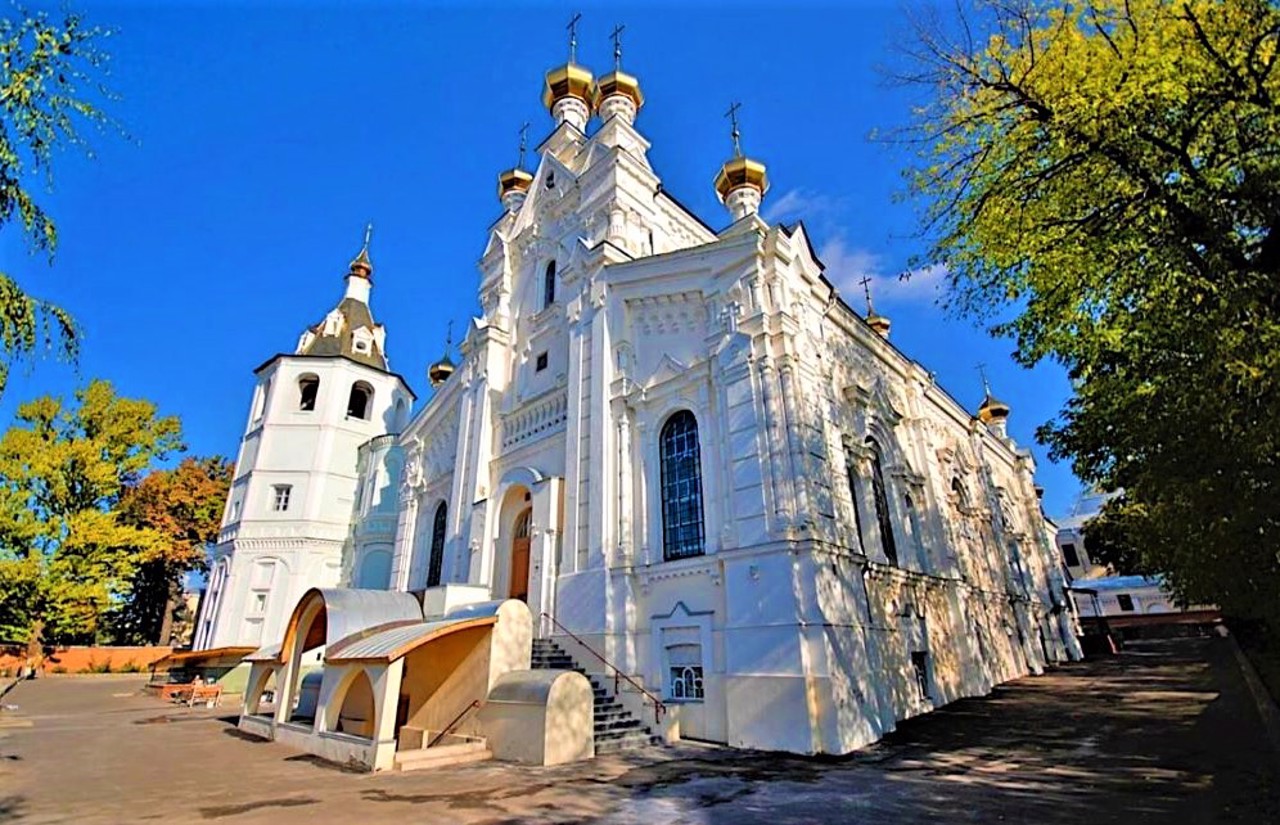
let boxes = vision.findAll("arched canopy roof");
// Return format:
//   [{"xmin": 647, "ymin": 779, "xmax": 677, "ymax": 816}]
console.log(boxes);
[
  {"xmin": 262, "ymin": 587, "xmax": 424, "ymax": 664},
  {"xmin": 325, "ymin": 600, "xmax": 510, "ymax": 664}
]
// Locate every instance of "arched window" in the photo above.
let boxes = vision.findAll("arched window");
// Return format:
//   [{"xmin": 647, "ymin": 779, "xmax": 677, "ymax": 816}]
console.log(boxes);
[
  {"xmin": 427, "ymin": 502, "xmax": 447, "ymax": 588},
  {"xmin": 544, "ymin": 260, "xmax": 557, "ymax": 308},
  {"xmin": 845, "ymin": 444, "xmax": 866, "ymax": 554},
  {"xmin": 347, "ymin": 381, "xmax": 373, "ymax": 420},
  {"xmin": 866, "ymin": 437, "xmax": 899, "ymax": 566},
  {"xmin": 660, "ymin": 410, "xmax": 705, "ymax": 561},
  {"xmin": 298, "ymin": 375, "xmax": 319, "ymax": 411}
]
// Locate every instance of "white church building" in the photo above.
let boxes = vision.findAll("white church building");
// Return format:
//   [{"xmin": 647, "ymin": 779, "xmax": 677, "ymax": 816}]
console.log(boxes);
[{"xmin": 195, "ymin": 41, "xmax": 1082, "ymax": 764}]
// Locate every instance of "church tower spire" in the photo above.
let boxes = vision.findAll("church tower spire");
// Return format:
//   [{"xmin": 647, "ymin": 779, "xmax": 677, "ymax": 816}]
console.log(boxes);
[
  {"xmin": 543, "ymin": 13, "xmax": 595, "ymax": 131},
  {"xmin": 344, "ymin": 222, "xmax": 374, "ymax": 303},
  {"xmin": 714, "ymin": 102, "xmax": 769, "ymax": 220}
]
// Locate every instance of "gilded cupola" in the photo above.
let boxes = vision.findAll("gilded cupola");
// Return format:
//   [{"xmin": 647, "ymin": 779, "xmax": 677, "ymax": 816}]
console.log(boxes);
[
  {"xmin": 976, "ymin": 367, "xmax": 1011, "ymax": 438},
  {"xmin": 594, "ymin": 24, "xmax": 643, "ymax": 123},
  {"xmin": 428, "ymin": 322, "xmax": 456, "ymax": 389},
  {"xmin": 714, "ymin": 103, "xmax": 769, "ymax": 220},
  {"xmin": 543, "ymin": 14, "xmax": 594, "ymax": 130},
  {"xmin": 497, "ymin": 123, "xmax": 534, "ymax": 213}
]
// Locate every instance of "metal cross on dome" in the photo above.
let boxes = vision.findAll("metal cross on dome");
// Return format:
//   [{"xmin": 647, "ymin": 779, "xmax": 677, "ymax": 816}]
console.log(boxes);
[
  {"xmin": 517, "ymin": 122, "xmax": 530, "ymax": 168},
  {"xmin": 610, "ymin": 23, "xmax": 625, "ymax": 69},
  {"xmin": 976, "ymin": 362, "xmax": 991, "ymax": 393},
  {"xmin": 858, "ymin": 274, "xmax": 876, "ymax": 314},
  {"xmin": 567, "ymin": 12, "xmax": 582, "ymax": 62},
  {"xmin": 725, "ymin": 101, "xmax": 743, "ymax": 157}
]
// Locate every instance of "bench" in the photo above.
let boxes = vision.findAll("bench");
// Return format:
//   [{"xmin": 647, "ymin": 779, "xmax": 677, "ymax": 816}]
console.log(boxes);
[{"xmin": 168, "ymin": 684, "xmax": 222, "ymax": 707}]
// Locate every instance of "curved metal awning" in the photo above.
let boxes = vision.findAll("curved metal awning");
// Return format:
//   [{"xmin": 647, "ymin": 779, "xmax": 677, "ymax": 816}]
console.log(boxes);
[{"xmin": 326, "ymin": 611, "xmax": 499, "ymax": 664}]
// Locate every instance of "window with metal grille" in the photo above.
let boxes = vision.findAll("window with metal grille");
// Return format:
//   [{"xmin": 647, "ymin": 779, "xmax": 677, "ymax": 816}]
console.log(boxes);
[
  {"xmin": 866, "ymin": 438, "xmax": 899, "ymax": 566},
  {"xmin": 272, "ymin": 484, "xmax": 291, "ymax": 512},
  {"xmin": 660, "ymin": 410, "xmax": 704, "ymax": 561},
  {"xmin": 667, "ymin": 643, "xmax": 704, "ymax": 701},
  {"xmin": 427, "ymin": 502, "xmax": 447, "ymax": 588}
]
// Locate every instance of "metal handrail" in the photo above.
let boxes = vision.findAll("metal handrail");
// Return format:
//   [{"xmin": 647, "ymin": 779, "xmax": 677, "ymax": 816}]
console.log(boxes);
[
  {"xmin": 540, "ymin": 611, "xmax": 666, "ymax": 724},
  {"xmin": 428, "ymin": 699, "xmax": 482, "ymax": 748}
]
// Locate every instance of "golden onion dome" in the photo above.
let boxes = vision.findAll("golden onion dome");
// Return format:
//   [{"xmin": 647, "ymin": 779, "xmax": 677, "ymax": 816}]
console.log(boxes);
[
  {"xmin": 978, "ymin": 391, "xmax": 1011, "ymax": 423},
  {"xmin": 714, "ymin": 155, "xmax": 769, "ymax": 203},
  {"xmin": 498, "ymin": 167, "xmax": 534, "ymax": 202},
  {"xmin": 542, "ymin": 62, "xmax": 595, "ymax": 112},
  {"xmin": 593, "ymin": 69, "xmax": 644, "ymax": 111},
  {"xmin": 428, "ymin": 354, "xmax": 456, "ymax": 388}
]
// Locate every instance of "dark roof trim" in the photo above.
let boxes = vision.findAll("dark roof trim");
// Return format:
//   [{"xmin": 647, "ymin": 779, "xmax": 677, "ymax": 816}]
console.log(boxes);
[
  {"xmin": 784, "ymin": 220, "xmax": 826, "ymax": 270},
  {"xmin": 654, "ymin": 184, "xmax": 717, "ymax": 236},
  {"xmin": 253, "ymin": 352, "xmax": 418, "ymax": 400}
]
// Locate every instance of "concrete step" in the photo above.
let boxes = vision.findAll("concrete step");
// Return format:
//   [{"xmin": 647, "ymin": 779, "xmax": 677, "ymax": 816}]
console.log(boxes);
[
  {"xmin": 594, "ymin": 718, "xmax": 643, "ymax": 733},
  {"xmin": 394, "ymin": 741, "xmax": 491, "ymax": 772},
  {"xmin": 595, "ymin": 732, "xmax": 654, "ymax": 753}
]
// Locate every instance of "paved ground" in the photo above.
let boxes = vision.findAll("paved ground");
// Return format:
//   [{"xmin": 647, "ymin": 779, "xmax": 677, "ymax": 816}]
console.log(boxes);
[{"xmin": 1, "ymin": 637, "xmax": 1276, "ymax": 824}]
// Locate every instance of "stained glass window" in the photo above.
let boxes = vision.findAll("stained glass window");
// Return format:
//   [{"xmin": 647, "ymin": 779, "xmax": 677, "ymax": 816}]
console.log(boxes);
[{"xmin": 660, "ymin": 410, "xmax": 704, "ymax": 561}]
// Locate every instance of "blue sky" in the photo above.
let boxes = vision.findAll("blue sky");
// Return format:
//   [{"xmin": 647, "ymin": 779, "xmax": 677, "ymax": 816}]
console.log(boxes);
[{"xmin": 3, "ymin": 1, "xmax": 1083, "ymax": 518}]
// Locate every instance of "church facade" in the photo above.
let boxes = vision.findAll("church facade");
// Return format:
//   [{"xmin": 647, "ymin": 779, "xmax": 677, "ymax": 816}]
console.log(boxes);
[{"xmin": 197, "ymin": 48, "xmax": 1081, "ymax": 756}]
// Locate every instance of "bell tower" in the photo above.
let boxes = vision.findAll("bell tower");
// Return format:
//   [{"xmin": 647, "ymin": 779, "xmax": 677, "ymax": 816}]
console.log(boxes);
[{"xmin": 194, "ymin": 229, "xmax": 415, "ymax": 650}]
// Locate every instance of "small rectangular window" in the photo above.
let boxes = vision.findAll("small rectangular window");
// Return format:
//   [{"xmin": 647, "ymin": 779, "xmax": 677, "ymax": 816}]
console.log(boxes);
[
  {"xmin": 535, "ymin": 352, "xmax": 548, "ymax": 372},
  {"xmin": 666, "ymin": 642, "xmax": 704, "ymax": 701},
  {"xmin": 252, "ymin": 593, "xmax": 267, "ymax": 613},
  {"xmin": 1061, "ymin": 542, "xmax": 1080, "ymax": 567},
  {"xmin": 272, "ymin": 484, "xmax": 292, "ymax": 512},
  {"xmin": 1117, "ymin": 594, "xmax": 1135, "ymax": 612}
]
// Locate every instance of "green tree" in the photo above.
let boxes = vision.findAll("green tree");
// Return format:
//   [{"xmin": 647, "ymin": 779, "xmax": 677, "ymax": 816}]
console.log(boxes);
[
  {"xmin": 899, "ymin": 0, "xmax": 1280, "ymax": 626},
  {"xmin": 108, "ymin": 456, "xmax": 233, "ymax": 645},
  {"xmin": 0, "ymin": 6, "xmax": 116, "ymax": 394},
  {"xmin": 0, "ymin": 380, "xmax": 181, "ymax": 646}
]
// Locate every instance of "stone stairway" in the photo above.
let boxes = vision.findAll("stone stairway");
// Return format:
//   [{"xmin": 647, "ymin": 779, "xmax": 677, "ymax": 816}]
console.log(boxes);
[{"xmin": 530, "ymin": 638, "xmax": 659, "ymax": 754}]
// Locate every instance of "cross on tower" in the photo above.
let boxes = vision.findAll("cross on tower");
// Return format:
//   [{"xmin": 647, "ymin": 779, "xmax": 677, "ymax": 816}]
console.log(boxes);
[
  {"xmin": 567, "ymin": 12, "xmax": 582, "ymax": 62},
  {"xmin": 445, "ymin": 319, "xmax": 454, "ymax": 352},
  {"xmin": 725, "ymin": 101, "xmax": 743, "ymax": 156},
  {"xmin": 516, "ymin": 122, "xmax": 530, "ymax": 168},
  {"xmin": 360, "ymin": 222, "xmax": 373, "ymax": 256},
  {"xmin": 858, "ymin": 274, "xmax": 876, "ymax": 314},
  {"xmin": 610, "ymin": 23, "xmax": 625, "ymax": 69},
  {"xmin": 976, "ymin": 362, "xmax": 991, "ymax": 393}
]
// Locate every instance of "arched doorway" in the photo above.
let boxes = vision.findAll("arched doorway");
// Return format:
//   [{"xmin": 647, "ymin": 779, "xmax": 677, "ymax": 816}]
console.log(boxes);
[{"xmin": 510, "ymin": 507, "xmax": 532, "ymax": 601}]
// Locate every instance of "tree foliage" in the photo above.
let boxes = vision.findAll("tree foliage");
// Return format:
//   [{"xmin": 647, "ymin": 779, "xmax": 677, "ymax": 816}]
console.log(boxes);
[
  {"xmin": 0, "ymin": 6, "xmax": 116, "ymax": 395},
  {"xmin": 0, "ymin": 380, "xmax": 181, "ymax": 644},
  {"xmin": 900, "ymin": 0, "xmax": 1280, "ymax": 624},
  {"xmin": 109, "ymin": 457, "xmax": 232, "ymax": 645}
]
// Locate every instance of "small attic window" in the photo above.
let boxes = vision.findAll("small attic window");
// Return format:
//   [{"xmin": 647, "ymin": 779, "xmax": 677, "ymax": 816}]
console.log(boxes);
[
  {"xmin": 354, "ymin": 339, "xmax": 369, "ymax": 353},
  {"xmin": 535, "ymin": 352, "xmax": 548, "ymax": 372},
  {"xmin": 545, "ymin": 170, "xmax": 555, "ymax": 189}
]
